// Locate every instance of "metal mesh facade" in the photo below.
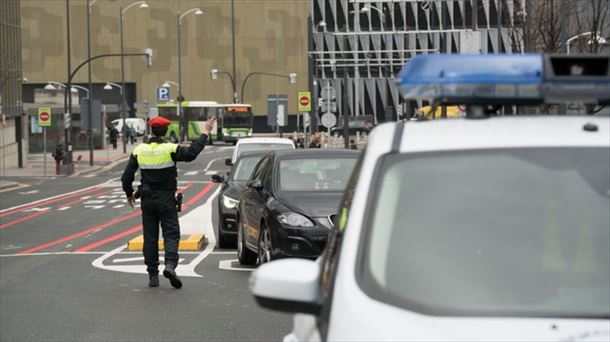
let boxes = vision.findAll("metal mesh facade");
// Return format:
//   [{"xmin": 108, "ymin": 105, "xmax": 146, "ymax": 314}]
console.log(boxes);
[
  {"xmin": 310, "ymin": 0, "xmax": 519, "ymax": 123},
  {"xmin": 0, "ymin": 0, "xmax": 22, "ymax": 118}
]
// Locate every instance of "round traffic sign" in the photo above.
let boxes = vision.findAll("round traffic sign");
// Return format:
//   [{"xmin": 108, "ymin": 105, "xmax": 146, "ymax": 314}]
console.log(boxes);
[
  {"xmin": 299, "ymin": 96, "xmax": 310, "ymax": 107},
  {"xmin": 321, "ymin": 113, "xmax": 337, "ymax": 128},
  {"xmin": 40, "ymin": 111, "xmax": 50, "ymax": 122}
]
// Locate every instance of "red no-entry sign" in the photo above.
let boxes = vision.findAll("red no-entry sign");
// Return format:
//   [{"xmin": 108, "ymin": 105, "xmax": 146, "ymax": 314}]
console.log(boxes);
[
  {"xmin": 297, "ymin": 91, "xmax": 311, "ymax": 112},
  {"xmin": 38, "ymin": 107, "xmax": 52, "ymax": 127}
]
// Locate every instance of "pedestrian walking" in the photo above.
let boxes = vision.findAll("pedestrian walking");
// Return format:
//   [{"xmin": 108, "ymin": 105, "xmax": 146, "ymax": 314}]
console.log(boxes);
[
  {"xmin": 108, "ymin": 124, "xmax": 118, "ymax": 149},
  {"xmin": 128, "ymin": 124, "xmax": 137, "ymax": 145},
  {"xmin": 52, "ymin": 143, "xmax": 64, "ymax": 175},
  {"xmin": 121, "ymin": 115, "xmax": 216, "ymax": 288}
]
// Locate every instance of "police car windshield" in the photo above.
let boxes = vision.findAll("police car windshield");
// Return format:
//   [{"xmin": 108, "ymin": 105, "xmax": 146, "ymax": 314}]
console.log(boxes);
[{"xmin": 363, "ymin": 147, "xmax": 610, "ymax": 318}]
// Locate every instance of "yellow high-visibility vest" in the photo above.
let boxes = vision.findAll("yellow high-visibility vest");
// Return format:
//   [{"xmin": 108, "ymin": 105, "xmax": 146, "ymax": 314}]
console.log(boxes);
[{"xmin": 133, "ymin": 142, "xmax": 178, "ymax": 170}]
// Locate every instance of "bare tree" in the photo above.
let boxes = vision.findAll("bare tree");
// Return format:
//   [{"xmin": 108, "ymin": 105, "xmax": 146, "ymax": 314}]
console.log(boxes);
[{"xmin": 572, "ymin": 0, "xmax": 610, "ymax": 53}]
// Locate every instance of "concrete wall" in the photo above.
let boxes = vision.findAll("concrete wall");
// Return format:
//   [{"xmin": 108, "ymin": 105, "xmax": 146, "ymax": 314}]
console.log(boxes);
[
  {"xmin": 0, "ymin": 118, "xmax": 19, "ymax": 174},
  {"xmin": 21, "ymin": 0, "xmax": 309, "ymax": 117}
]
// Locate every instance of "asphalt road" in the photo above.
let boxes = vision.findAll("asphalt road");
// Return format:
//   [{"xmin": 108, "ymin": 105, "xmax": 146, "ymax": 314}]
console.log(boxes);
[{"xmin": 0, "ymin": 144, "xmax": 292, "ymax": 342}]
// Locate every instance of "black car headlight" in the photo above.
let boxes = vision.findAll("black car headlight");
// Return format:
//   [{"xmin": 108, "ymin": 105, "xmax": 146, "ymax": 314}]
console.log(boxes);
[
  {"xmin": 221, "ymin": 195, "xmax": 239, "ymax": 209},
  {"xmin": 277, "ymin": 213, "xmax": 315, "ymax": 227}
]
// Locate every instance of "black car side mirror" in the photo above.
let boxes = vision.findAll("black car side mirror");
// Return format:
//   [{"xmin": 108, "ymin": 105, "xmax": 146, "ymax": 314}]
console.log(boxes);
[
  {"xmin": 211, "ymin": 174, "xmax": 225, "ymax": 183},
  {"xmin": 248, "ymin": 179, "xmax": 263, "ymax": 190},
  {"xmin": 225, "ymin": 158, "xmax": 233, "ymax": 166}
]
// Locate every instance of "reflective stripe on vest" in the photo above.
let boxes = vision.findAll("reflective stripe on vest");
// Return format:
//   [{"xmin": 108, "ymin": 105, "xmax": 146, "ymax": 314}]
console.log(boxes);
[{"xmin": 133, "ymin": 142, "xmax": 178, "ymax": 170}]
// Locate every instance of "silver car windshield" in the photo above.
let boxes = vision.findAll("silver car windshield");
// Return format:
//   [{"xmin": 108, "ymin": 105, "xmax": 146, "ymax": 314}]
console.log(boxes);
[
  {"xmin": 279, "ymin": 158, "xmax": 357, "ymax": 192},
  {"xmin": 232, "ymin": 156, "xmax": 263, "ymax": 181},
  {"xmin": 364, "ymin": 147, "xmax": 610, "ymax": 317},
  {"xmin": 237, "ymin": 143, "xmax": 292, "ymax": 158}
]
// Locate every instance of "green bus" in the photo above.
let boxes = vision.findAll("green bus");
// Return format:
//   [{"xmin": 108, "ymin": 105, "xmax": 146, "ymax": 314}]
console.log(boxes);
[
  {"xmin": 156, "ymin": 101, "xmax": 253, "ymax": 144},
  {"xmin": 218, "ymin": 104, "xmax": 253, "ymax": 145},
  {"xmin": 157, "ymin": 101, "xmax": 222, "ymax": 142}
]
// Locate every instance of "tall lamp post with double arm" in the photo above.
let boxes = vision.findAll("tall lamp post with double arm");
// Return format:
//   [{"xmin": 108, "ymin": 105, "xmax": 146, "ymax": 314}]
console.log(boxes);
[
  {"xmin": 177, "ymin": 8, "xmax": 203, "ymax": 142},
  {"xmin": 120, "ymin": 1, "xmax": 149, "ymax": 153}
]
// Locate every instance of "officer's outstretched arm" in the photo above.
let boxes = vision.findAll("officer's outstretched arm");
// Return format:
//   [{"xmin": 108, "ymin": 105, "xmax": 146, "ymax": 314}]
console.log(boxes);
[
  {"xmin": 172, "ymin": 116, "xmax": 216, "ymax": 163},
  {"xmin": 121, "ymin": 154, "xmax": 139, "ymax": 197}
]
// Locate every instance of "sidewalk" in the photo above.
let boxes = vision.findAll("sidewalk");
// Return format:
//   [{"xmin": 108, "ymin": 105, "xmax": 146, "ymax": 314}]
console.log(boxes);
[{"xmin": 0, "ymin": 143, "xmax": 135, "ymax": 178}]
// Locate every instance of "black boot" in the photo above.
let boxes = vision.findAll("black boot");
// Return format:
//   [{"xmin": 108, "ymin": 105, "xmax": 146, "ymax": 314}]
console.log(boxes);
[
  {"xmin": 148, "ymin": 274, "xmax": 159, "ymax": 287},
  {"xmin": 163, "ymin": 265, "xmax": 182, "ymax": 289}
]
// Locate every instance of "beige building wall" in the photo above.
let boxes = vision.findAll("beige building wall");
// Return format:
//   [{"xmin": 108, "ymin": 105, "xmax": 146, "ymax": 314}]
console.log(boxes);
[{"xmin": 21, "ymin": 0, "xmax": 309, "ymax": 116}]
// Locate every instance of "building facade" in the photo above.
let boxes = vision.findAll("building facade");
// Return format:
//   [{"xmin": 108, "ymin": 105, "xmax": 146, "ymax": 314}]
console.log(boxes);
[
  {"xmin": 1, "ymin": 0, "xmax": 25, "ymax": 173},
  {"xmin": 310, "ymin": 0, "xmax": 519, "ymax": 124},
  {"xmin": 21, "ymin": 0, "xmax": 310, "ymax": 142}
]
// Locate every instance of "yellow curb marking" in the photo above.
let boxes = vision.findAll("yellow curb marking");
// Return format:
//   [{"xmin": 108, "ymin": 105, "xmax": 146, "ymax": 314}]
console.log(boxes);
[
  {"xmin": 0, "ymin": 183, "xmax": 31, "ymax": 193},
  {"xmin": 127, "ymin": 233, "xmax": 205, "ymax": 251}
]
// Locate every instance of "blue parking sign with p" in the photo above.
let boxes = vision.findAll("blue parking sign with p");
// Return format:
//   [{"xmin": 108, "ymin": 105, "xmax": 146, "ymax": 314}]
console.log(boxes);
[{"xmin": 157, "ymin": 87, "xmax": 170, "ymax": 102}]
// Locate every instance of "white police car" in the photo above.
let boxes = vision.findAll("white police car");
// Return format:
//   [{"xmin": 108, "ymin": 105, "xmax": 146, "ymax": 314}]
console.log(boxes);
[{"xmin": 249, "ymin": 54, "xmax": 610, "ymax": 341}]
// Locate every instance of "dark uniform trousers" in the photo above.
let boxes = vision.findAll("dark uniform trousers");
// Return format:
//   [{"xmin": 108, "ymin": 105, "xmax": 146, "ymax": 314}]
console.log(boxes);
[{"xmin": 141, "ymin": 190, "xmax": 180, "ymax": 275}]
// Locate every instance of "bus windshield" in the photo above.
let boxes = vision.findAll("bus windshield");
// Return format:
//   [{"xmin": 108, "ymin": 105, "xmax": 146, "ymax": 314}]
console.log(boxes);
[{"xmin": 223, "ymin": 106, "xmax": 252, "ymax": 128}]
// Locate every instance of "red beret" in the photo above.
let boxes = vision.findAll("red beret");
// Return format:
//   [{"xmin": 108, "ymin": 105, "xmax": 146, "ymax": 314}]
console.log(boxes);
[{"xmin": 148, "ymin": 117, "xmax": 172, "ymax": 128}]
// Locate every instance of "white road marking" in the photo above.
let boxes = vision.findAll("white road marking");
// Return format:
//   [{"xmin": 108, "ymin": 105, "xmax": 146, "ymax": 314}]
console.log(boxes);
[
  {"xmin": 81, "ymin": 196, "xmax": 92, "ymax": 200},
  {"xmin": 57, "ymin": 207, "xmax": 71, "ymax": 211},
  {"xmin": 18, "ymin": 189, "xmax": 39, "ymax": 195},
  {"xmin": 184, "ymin": 171, "xmax": 199, "ymax": 176},
  {"xmin": 113, "ymin": 204, "xmax": 125, "ymax": 209},
  {"xmin": 90, "ymin": 187, "xmax": 221, "ymax": 277},
  {"xmin": 84, "ymin": 205, "xmax": 106, "ymax": 210},
  {"xmin": 112, "ymin": 256, "xmax": 185, "ymax": 264},
  {"xmin": 23, "ymin": 207, "xmax": 51, "ymax": 212},
  {"xmin": 203, "ymin": 157, "xmax": 223, "ymax": 172},
  {"xmin": 218, "ymin": 259, "xmax": 254, "ymax": 272},
  {"xmin": 108, "ymin": 199, "xmax": 126, "ymax": 204},
  {"xmin": 204, "ymin": 170, "xmax": 218, "ymax": 175},
  {"xmin": 0, "ymin": 181, "xmax": 107, "ymax": 214},
  {"xmin": 84, "ymin": 200, "xmax": 106, "ymax": 204}
]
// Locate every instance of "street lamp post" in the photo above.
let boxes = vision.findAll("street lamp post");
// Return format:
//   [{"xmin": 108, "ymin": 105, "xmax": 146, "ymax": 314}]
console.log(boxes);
[
  {"xmin": 177, "ymin": 8, "xmax": 203, "ymax": 142},
  {"xmin": 240, "ymin": 72, "xmax": 297, "ymax": 104},
  {"xmin": 86, "ymin": 0, "xmax": 97, "ymax": 166},
  {"xmin": 45, "ymin": 82, "xmax": 91, "ymax": 99},
  {"xmin": 120, "ymin": 1, "xmax": 148, "ymax": 154},
  {"xmin": 567, "ymin": 31, "xmax": 607, "ymax": 54}
]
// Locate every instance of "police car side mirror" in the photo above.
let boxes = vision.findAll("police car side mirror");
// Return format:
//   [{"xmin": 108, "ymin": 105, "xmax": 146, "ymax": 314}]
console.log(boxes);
[
  {"xmin": 250, "ymin": 259, "xmax": 322, "ymax": 315},
  {"xmin": 225, "ymin": 158, "xmax": 233, "ymax": 166},
  {"xmin": 211, "ymin": 174, "xmax": 225, "ymax": 183}
]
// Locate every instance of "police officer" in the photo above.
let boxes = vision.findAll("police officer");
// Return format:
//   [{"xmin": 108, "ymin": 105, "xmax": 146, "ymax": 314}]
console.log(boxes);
[{"xmin": 121, "ymin": 115, "xmax": 216, "ymax": 288}]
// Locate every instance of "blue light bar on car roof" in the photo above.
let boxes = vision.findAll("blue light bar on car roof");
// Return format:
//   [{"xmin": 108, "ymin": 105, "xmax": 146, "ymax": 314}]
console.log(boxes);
[{"xmin": 396, "ymin": 54, "xmax": 610, "ymax": 105}]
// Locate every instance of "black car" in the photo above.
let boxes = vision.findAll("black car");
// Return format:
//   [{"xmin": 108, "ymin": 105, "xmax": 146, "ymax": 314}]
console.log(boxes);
[
  {"xmin": 236, "ymin": 149, "xmax": 360, "ymax": 265},
  {"xmin": 212, "ymin": 151, "xmax": 267, "ymax": 248}
]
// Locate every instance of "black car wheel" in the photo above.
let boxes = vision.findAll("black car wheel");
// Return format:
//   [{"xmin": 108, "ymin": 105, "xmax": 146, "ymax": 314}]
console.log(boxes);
[
  {"xmin": 237, "ymin": 218, "xmax": 257, "ymax": 265},
  {"xmin": 258, "ymin": 224, "xmax": 273, "ymax": 264}
]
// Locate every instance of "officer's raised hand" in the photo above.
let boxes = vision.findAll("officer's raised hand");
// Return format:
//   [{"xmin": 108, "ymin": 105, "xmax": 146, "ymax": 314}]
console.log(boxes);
[{"xmin": 203, "ymin": 116, "xmax": 217, "ymax": 135}]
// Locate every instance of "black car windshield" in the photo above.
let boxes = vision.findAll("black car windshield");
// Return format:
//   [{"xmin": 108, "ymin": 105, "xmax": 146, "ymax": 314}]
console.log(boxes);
[
  {"xmin": 363, "ymin": 147, "xmax": 610, "ymax": 317},
  {"xmin": 237, "ymin": 143, "xmax": 292, "ymax": 158},
  {"xmin": 279, "ymin": 157, "xmax": 357, "ymax": 192},
  {"xmin": 231, "ymin": 156, "xmax": 263, "ymax": 181}
]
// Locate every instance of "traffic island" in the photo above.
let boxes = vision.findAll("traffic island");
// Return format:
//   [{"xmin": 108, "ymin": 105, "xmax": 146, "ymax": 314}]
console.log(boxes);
[{"xmin": 127, "ymin": 233, "xmax": 206, "ymax": 251}]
